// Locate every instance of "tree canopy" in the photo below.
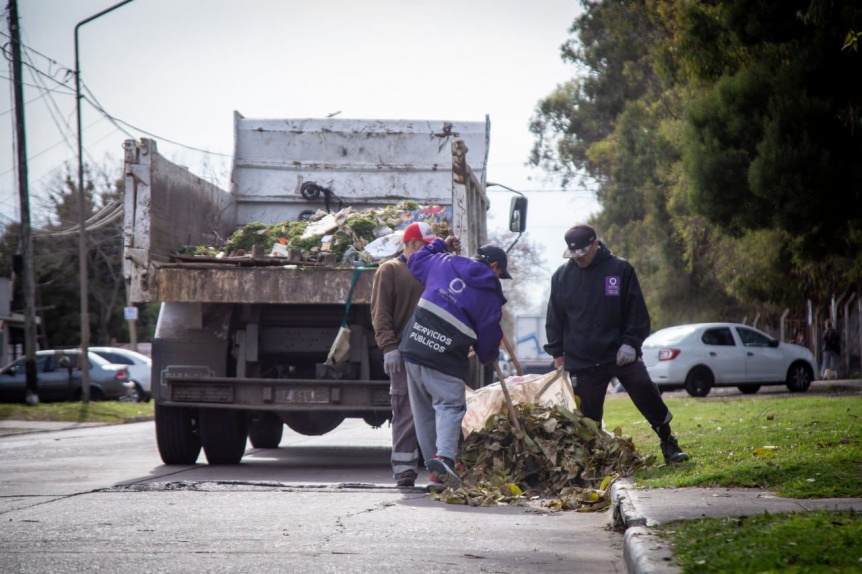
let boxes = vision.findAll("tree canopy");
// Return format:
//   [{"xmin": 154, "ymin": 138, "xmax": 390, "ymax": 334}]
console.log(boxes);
[
  {"xmin": 0, "ymin": 163, "xmax": 156, "ymax": 349},
  {"xmin": 530, "ymin": 0, "xmax": 862, "ymax": 329}
]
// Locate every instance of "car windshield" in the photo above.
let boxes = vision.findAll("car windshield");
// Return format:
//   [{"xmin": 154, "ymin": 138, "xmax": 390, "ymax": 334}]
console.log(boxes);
[{"xmin": 646, "ymin": 325, "xmax": 698, "ymax": 345}]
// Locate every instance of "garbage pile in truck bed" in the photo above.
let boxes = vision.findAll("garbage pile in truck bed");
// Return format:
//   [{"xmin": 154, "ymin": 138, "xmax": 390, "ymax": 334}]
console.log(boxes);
[
  {"xmin": 172, "ymin": 201, "xmax": 451, "ymax": 266},
  {"xmin": 436, "ymin": 402, "xmax": 656, "ymax": 512}
]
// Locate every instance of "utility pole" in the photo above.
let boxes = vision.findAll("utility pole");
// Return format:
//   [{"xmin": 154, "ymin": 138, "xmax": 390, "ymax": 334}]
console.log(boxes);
[
  {"xmin": 75, "ymin": 0, "xmax": 135, "ymax": 402},
  {"xmin": 8, "ymin": 0, "xmax": 40, "ymax": 406}
]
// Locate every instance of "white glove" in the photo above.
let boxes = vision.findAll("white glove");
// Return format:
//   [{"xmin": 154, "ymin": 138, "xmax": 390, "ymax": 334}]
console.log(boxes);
[
  {"xmin": 383, "ymin": 349, "xmax": 403, "ymax": 375},
  {"xmin": 616, "ymin": 344, "xmax": 637, "ymax": 366}
]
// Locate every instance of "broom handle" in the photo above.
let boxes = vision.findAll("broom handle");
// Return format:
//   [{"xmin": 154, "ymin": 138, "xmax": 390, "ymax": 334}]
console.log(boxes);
[
  {"xmin": 493, "ymin": 360, "xmax": 522, "ymax": 433},
  {"xmin": 502, "ymin": 334, "xmax": 524, "ymax": 376}
]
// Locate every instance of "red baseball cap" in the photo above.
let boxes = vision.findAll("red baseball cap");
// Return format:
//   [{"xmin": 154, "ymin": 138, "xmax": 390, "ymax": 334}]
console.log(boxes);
[{"xmin": 402, "ymin": 222, "xmax": 437, "ymax": 244}]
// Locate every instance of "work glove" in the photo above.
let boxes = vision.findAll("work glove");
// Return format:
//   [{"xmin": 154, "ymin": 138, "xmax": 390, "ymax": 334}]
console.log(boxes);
[
  {"xmin": 616, "ymin": 344, "xmax": 637, "ymax": 366},
  {"xmin": 383, "ymin": 349, "xmax": 403, "ymax": 375}
]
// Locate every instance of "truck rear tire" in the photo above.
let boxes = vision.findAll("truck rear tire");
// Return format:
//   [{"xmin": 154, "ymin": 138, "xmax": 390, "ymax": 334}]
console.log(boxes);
[
  {"xmin": 283, "ymin": 411, "xmax": 344, "ymax": 436},
  {"xmin": 248, "ymin": 412, "xmax": 284, "ymax": 448},
  {"xmin": 199, "ymin": 408, "xmax": 248, "ymax": 464},
  {"xmin": 155, "ymin": 404, "xmax": 202, "ymax": 465}
]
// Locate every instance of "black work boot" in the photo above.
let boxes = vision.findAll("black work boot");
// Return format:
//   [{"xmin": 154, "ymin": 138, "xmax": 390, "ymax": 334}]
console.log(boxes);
[{"xmin": 660, "ymin": 435, "xmax": 690, "ymax": 464}]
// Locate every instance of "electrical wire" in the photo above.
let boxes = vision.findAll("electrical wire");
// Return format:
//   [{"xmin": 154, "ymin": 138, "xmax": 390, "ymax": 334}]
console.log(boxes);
[
  {"xmin": 81, "ymin": 86, "xmax": 231, "ymax": 157},
  {"xmin": 33, "ymin": 200, "xmax": 123, "ymax": 236},
  {"xmin": 23, "ymin": 53, "xmax": 77, "ymax": 158}
]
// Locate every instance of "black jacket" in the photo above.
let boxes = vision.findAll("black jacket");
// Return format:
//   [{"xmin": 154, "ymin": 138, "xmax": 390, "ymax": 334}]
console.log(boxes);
[{"xmin": 544, "ymin": 242, "xmax": 651, "ymax": 372}]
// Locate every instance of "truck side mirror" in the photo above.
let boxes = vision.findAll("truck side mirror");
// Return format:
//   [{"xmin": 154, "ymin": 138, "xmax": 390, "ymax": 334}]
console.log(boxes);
[{"xmin": 509, "ymin": 196, "xmax": 527, "ymax": 233}]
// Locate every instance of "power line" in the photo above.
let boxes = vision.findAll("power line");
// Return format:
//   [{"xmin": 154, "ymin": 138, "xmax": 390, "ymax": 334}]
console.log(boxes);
[
  {"xmin": 81, "ymin": 87, "xmax": 231, "ymax": 157},
  {"xmin": 2, "ymin": 34, "xmax": 231, "ymax": 166}
]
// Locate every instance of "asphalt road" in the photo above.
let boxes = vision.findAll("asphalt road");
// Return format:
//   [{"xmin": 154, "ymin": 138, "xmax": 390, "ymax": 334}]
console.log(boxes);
[{"xmin": 0, "ymin": 418, "xmax": 626, "ymax": 573}]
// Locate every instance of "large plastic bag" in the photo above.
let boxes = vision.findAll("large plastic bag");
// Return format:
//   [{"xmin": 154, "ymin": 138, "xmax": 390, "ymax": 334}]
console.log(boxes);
[
  {"xmin": 363, "ymin": 232, "xmax": 403, "ymax": 260},
  {"xmin": 462, "ymin": 369, "xmax": 577, "ymax": 436}
]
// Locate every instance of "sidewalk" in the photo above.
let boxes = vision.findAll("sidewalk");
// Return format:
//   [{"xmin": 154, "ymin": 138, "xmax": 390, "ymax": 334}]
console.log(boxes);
[{"xmin": 609, "ymin": 377, "xmax": 862, "ymax": 573}]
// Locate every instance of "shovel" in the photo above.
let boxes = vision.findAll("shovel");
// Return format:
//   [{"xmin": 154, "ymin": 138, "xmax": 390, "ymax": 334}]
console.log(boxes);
[
  {"xmin": 494, "ymin": 355, "xmax": 541, "ymax": 486},
  {"xmin": 325, "ymin": 264, "xmax": 375, "ymax": 366}
]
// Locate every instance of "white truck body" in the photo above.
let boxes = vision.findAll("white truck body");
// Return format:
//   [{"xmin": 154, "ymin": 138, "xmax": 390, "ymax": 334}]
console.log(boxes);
[
  {"xmin": 515, "ymin": 314, "xmax": 554, "ymax": 374},
  {"xmin": 515, "ymin": 314, "xmax": 552, "ymax": 360},
  {"xmin": 122, "ymin": 113, "xmax": 497, "ymax": 465}
]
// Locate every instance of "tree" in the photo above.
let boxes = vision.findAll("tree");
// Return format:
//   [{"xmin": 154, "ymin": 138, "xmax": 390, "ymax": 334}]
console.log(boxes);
[
  {"xmin": 530, "ymin": 0, "xmax": 862, "ymax": 326},
  {"xmin": 0, "ymin": 160, "xmax": 146, "ymax": 348},
  {"xmin": 486, "ymin": 230, "xmax": 546, "ymax": 340},
  {"xmin": 679, "ymin": 0, "xmax": 862, "ymax": 296}
]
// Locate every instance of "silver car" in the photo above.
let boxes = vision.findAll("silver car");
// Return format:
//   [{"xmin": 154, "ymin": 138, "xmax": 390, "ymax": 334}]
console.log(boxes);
[
  {"xmin": 642, "ymin": 322, "xmax": 816, "ymax": 397},
  {"xmin": 89, "ymin": 347, "xmax": 152, "ymax": 402},
  {"xmin": 0, "ymin": 350, "xmax": 134, "ymax": 402}
]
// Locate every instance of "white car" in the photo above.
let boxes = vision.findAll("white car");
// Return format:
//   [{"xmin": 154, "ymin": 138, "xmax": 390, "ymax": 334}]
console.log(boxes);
[
  {"xmin": 642, "ymin": 322, "xmax": 816, "ymax": 397},
  {"xmin": 89, "ymin": 347, "xmax": 152, "ymax": 402}
]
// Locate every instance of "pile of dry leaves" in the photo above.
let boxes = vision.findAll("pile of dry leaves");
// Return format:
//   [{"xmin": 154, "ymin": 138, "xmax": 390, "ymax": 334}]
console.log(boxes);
[{"xmin": 434, "ymin": 403, "xmax": 655, "ymax": 511}]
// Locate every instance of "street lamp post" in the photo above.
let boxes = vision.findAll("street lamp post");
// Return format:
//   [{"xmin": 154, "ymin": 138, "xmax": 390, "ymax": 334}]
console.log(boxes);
[{"xmin": 74, "ymin": 0, "xmax": 134, "ymax": 402}]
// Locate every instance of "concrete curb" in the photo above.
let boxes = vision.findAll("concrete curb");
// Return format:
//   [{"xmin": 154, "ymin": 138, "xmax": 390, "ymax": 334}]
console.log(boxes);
[
  {"xmin": 624, "ymin": 527, "xmax": 680, "ymax": 574},
  {"xmin": 612, "ymin": 480, "xmax": 681, "ymax": 574}
]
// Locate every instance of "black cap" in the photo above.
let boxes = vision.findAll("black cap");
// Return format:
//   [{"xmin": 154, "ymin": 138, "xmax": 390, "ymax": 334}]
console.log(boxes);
[
  {"xmin": 474, "ymin": 244, "xmax": 512, "ymax": 279},
  {"xmin": 563, "ymin": 224, "xmax": 597, "ymax": 258}
]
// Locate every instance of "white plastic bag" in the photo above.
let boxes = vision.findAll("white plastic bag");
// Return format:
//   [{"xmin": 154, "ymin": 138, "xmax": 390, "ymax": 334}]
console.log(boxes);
[
  {"xmin": 363, "ymin": 233, "xmax": 403, "ymax": 260},
  {"xmin": 462, "ymin": 368, "xmax": 577, "ymax": 436}
]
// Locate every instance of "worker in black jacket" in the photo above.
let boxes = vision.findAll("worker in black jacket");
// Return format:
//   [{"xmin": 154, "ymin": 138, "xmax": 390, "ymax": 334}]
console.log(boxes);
[{"xmin": 544, "ymin": 224, "xmax": 689, "ymax": 464}]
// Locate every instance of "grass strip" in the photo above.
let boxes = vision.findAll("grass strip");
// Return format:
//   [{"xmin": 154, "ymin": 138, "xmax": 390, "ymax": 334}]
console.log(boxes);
[
  {"xmin": 655, "ymin": 510, "xmax": 862, "ymax": 573},
  {"xmin": 0, "ymin": 401, "xmax": 154, "ymax": 423},
  {"xmin": 603, "ymin": 393, "xmax": 862, "ymax": 498}
]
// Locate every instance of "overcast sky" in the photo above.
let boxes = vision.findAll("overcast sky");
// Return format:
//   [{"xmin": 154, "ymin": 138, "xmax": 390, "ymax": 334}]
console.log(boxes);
[{"xmin": 2, "ymin": 0, "xmax": 598, "ymax": 309}]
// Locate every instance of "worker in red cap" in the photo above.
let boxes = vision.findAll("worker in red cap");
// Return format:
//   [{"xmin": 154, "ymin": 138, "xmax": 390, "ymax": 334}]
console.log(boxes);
[{"xmin": 370, "ymin": 222, "xmax": 440, "ymax": 487}]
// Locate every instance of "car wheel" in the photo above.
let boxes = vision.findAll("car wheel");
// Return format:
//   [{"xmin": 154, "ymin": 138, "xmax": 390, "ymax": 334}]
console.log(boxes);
[
  {"xmin": 248, "ymin": 412, "xmax": 284, "ymax": 449},
  {"xmin": 684, "ymin": 367, "xmax": 713, "ymax": 397},
  {"xmin": 199, "ymin": 408, "xmax": 248, "ymax": 464},
  {"xmin": 155, "ymin": 404, "xmax": 201, "ymax": 464},
  {"xmin": 737, "ymin": 384, "xmax": 761, "ymax": 395},
  {"xmin": 132, "ymin": 382, "xmax": 151, "ymax": 403},
  {"xmin": 786, "ymin": 362, "xmax": 813, "ymax": 393},
  {"xmin": 89, "ymin": 387, "xmax": 105, "ymax": 401}
]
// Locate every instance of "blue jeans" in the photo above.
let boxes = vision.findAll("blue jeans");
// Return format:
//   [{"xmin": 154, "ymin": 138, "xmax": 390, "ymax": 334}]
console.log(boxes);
[{"xmin": 822, "ymin": 351, "xmax": 840, "ymax": 374}]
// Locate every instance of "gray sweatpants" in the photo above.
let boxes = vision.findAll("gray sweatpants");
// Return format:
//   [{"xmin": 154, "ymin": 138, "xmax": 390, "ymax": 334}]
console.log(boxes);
[
  {"xmin": 404, "ymin": 362, "xmax": 465, "ymax": 463},
  {"xmin": 389, "ymin": 366, "xmax": 419, "ymax": 476}
]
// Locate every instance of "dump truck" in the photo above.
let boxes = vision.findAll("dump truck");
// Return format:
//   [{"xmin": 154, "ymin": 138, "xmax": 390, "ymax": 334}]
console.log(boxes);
[
  {"xmin": 515, "ymin": 314, "xmax": 555, "ymax": 375},
  {"xmin": 123, "ymin": 113, "xmax": 526, "ymax": 465}
]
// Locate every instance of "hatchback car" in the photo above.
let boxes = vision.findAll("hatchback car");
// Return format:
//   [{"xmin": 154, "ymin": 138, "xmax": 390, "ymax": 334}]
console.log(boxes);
[
  {"xmin": 89, "ymin": 347, "xmax": 152, "ymax": 402},
  {"xmin": 642, "ymin": 322, "xmax": 816, "ymax": 397},
  {"xmin": 0, "ymin": 350, "xmax": 134, "ymax": 403}
]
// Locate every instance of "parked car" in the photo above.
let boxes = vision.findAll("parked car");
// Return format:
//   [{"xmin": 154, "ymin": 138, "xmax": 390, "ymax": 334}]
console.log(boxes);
[
  {"xmin": 0, "ymin": 350, "xmax": 134, "ymax": 403},
  {"xmin": 89, "ymin": 347, "xmax": 152, "ymax": 402},
  {"xmin": 642, "ymin": 322, "xmax": 816, "ymax": 397}
]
